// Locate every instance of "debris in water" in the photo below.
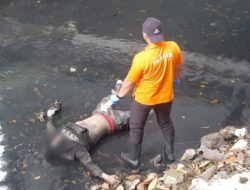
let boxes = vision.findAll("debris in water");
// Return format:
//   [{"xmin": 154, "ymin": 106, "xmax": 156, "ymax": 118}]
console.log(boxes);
[
  {"xmin": 200, "ymin": 84, "xmax": 206, "ymax": 88},
  {"xmin": 33, "ymin": 176, "xmax": 41, "ymax": 180},
  {"xmin": 211, "ymin": 99, "xmax": 220, "ymax": 104},
  {"xmin": 201, "ymin": 126, "xmax": 210, "ymax": 129},
  {"xmin": 28, "ymin": 118, "xmax": 36, "ymax": 123},
  {"xmin": 10, "ymin": 119, "xmax": 17, "ymax": 124},
  {"xmin": 149, "ymin": 154, "xmax": 162, "ymax": 166},
  {"xmin": 70, "ymin": 67, "xmax": 77, "ymax": 72}
]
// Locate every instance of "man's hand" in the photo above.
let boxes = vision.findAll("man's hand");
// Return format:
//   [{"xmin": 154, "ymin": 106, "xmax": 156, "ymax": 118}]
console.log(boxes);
[
  {"xmin": 173, "ymin": 79, "xmax": 181, "ymax": 89},
  {"xmin": 101, "ymin": 173, "xmax": 121, "ymax": 186},
  {"xmin": 110, "ymin": 94, "xmax": 120, "ymax": 105}
]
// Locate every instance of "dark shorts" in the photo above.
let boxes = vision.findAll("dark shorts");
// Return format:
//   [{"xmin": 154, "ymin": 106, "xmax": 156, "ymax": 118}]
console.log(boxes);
[{"xmin": 46, "ymin": 123, "xmax": 89, "ymax": 160}]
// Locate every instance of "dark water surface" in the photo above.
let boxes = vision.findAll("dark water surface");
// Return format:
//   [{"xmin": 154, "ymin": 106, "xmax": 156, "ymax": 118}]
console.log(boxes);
[{"xmin": 0, "ymin": 0, "xmax": 250, "ymax": 189}]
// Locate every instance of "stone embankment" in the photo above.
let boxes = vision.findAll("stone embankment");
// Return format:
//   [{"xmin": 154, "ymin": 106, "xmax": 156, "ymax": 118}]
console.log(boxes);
[{"xmin": 91, "ymin": 126, "xmax": 250, "ymax": 190}]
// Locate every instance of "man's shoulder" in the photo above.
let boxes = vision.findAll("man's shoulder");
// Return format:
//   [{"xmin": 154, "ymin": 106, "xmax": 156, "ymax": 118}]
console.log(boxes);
[
  {"xmin": 164, "ymin": 41, "xmax": 181, "ymax": 48},
  {"xmin": 133, "ymin": 50, "xmax": 147, "ymax": 63}
]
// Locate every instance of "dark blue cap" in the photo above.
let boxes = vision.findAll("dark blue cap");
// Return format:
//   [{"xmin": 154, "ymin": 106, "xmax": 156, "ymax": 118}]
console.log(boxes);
[{"xmin": 142, "ymin": 17, "xmax": 164, "ymax": 43}]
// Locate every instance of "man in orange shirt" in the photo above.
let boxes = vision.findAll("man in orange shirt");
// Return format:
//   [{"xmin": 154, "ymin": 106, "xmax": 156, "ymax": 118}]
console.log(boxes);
[{"xmin": 111, "ymin": 17, "xmax": 183, "ymax": 167}]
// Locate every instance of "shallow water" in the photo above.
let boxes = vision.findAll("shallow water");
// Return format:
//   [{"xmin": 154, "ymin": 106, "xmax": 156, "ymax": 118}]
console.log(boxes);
[{"xmin": 0, "ymin": 0, "xmax": 250, "ymax": 189}]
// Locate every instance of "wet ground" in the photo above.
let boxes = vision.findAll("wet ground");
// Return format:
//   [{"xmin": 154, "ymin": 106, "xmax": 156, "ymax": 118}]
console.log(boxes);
[{"xmin": 0, "ymin": 0, "xmax": 250, "ymax": 189}]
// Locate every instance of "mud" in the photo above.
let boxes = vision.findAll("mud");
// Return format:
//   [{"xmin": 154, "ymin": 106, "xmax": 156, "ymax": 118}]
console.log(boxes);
[{"xmin": 0, "ymin": 0, "xmax": 250, "ymax": 189}]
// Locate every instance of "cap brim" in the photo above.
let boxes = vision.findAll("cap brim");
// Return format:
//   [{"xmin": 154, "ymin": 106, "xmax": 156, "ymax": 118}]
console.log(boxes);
[{"xmin": 148, "ymin": 34, "xmax": 164, "ymax": 43}]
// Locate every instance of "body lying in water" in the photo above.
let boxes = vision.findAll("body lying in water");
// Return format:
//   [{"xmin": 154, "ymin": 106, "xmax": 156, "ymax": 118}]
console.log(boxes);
[{"xmin": 44, "ymin": 95, "xmax": 130, "ymax": 186}]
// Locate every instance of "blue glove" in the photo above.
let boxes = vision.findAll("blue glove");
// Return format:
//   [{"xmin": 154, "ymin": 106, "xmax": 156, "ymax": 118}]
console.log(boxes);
[
  {"xmin": 110, "ymin": 94, "xmax": 120, "ymax": 105},
  {"xmin": 174, "ymin": 79, "xmax": 181, "ymax": 89}
]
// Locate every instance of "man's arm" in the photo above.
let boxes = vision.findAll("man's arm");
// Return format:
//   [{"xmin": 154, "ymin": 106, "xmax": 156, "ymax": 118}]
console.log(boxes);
[
  {"xmin": 75, "ymin": 150, "xmax": 120, "ymax": 186},
  {"xmin": 174, "ymin": 64, "xmax": 182, "ymax": 80},
  {"xmin": 117, "ymin": 79, "xmax": 135, "ymax": 98}
]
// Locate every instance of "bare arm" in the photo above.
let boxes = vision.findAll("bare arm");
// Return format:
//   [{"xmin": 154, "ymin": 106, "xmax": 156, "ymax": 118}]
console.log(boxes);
[
  {"xmin": 117, "ymin": 79, "xmax": 135, "ymax": 98},
  {"xmin": 174, "ymin": 64, "xmax": 182, "ymax": 80},
  {"xmin": 75, "ymin": 150, "xmax": 120, "ymax": 185}
]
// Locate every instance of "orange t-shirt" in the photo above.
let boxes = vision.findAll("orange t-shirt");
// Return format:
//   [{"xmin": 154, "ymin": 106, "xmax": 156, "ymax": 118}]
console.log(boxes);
[{"xmin": 126, "ymin": 41, "xmax": 183, "ymax": 105}]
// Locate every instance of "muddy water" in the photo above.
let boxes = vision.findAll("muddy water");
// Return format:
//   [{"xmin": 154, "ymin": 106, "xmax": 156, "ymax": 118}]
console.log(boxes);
[{"xmin": 0, "ymin": 0, "xmax": 250, "ymax": 189}]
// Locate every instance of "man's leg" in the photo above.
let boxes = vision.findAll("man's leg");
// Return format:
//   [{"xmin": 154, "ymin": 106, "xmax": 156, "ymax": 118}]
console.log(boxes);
[
  {"xmin": 121, "ymin": 100, "xmax": 150, "ymax": 166},
  {"xmin": 153, "ymin": 101, "xmax": 175, "ymax": 162}
]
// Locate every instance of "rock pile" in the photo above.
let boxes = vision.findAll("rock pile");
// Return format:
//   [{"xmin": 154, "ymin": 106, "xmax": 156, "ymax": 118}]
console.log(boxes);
[{"xmin": 91, "ymin": 126, "xmax": 250, "ymax": 190}]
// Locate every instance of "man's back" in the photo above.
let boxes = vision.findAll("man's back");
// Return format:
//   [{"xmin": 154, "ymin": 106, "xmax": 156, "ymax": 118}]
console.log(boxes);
[{"xmin": 126, "ymin": 41, "xmax": 182, "ymax": 105}]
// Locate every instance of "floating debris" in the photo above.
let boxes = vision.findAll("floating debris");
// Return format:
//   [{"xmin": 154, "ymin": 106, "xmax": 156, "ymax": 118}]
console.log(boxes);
[
  {"xmin": 70, "ymin": 67, "xmax": 77, "ymax": 72},
  {"xmin": 33, "ymin": 176, "xmax": 41, "ymax": 180}
]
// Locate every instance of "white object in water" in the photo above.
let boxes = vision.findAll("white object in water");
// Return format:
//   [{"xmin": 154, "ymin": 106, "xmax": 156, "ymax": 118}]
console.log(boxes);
[
  {"xmin": 234, "ymin": 128, "xmax": 247, "ymax": 138},
  {"xmin": 70, "ymin": 67, "xmax": 77, "ymax": 72}
]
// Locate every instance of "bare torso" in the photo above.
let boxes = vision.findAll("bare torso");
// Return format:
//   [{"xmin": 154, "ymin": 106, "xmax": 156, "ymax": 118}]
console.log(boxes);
[{"xmin": 75, "ymin": 114, "xmax": 110, "ymax": 145}]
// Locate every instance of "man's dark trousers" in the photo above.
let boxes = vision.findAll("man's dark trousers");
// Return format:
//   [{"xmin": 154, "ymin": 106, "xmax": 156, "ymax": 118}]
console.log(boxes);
[{"xmin": 129, "ymin": 100, "xmax": 175, "ymax": 160}]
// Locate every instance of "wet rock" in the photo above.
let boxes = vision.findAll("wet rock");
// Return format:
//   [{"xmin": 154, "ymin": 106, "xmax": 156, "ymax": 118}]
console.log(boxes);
[
  {"xmin": 200, "ymin": 132, "xmax": 225, "ymax": 149},
  {"xmin": 239, "ymin": 176, "xmax": 248, "ymax": 184},
  {"xmin": 177, "ymin": 164, "xmax": 193, "ymax": 177},
  {"xmin": 143, "ymin": 173, "xmax": 157, "ymax": 185},
  {"xmin": 200, "ymin": 165, "xmax": 216, "ymax": 181},
  {"xmin": 181, "ymin": 149, "xmax": 196, "ymax": 161},
  {"xmin": 198, "ymin": 145, "xmax": 224, "ymax": 162},
  {"xmin": 116, "ymin": 185, "xmax": 124, "ymax": 190},
  {"xmin": 101, "ymin": 182, "xmax": 109, "ymax": 190},
  {"xmin": 220, "ymin": 126, "xmax": 236, "ymax": 140},
  {"xmin": 136, "ymin": 183, "xmax": 145, "ymax": 190},
  {"xmin": 125, "ymin": 179, "xmax": 140, "ymax": 190},
  {"xmin": 126, "ymin": 174, "xmax": 142, "ymax": 181},
  {"xmin": 155, "ymin": 183, "xmax": 171, "ymax": 190},
  {"xmin": 163, "ymin": 169, "xmax": 185, "ymax": 186},
  {"xmin": 149, "ymin": 154, "xmax": 162, "ymax": 166},
  {"xmin": 148, "ymin": 177, "xmax": 158, "ymax": 190}
]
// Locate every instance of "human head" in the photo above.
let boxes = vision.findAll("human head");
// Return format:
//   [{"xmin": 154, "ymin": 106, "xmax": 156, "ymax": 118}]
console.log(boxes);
[{"xmin": 142, "ymin": 17, "xmax": 164, "ymax": 44}]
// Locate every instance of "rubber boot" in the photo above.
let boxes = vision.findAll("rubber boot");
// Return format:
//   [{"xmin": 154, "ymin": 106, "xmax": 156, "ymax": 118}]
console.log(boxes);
[
  {"xmin": 164, "ymin": 134, "xmax": 175, "ymax": 163},
  {"xmin": 121, "ymin": 143, "xmax": 141, "ymax": 170}
]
